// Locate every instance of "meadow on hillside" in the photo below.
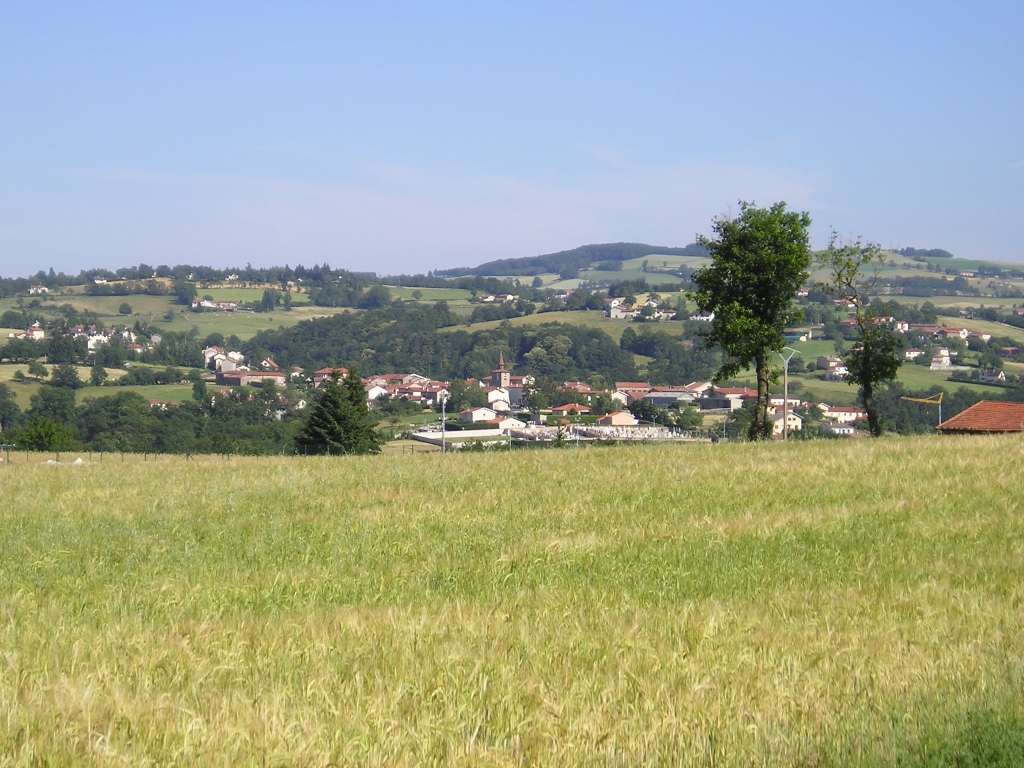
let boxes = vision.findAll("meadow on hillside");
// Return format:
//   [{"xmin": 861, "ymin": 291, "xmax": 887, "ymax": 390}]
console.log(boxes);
[{"xmin": 1, "ymin": 437, "xmax": 1022, "ymax": 766}]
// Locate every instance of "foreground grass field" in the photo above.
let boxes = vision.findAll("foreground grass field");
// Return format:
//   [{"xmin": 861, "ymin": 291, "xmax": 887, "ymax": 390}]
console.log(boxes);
[{"xmin": 1, "ymin": 438, "xmax": 1023, "ymax": 766}]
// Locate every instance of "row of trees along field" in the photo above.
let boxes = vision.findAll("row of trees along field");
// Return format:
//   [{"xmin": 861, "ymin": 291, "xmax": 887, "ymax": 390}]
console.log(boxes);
[{"xmin": 0, "ymin": 383, "xmax": 302, "ymax": 454}]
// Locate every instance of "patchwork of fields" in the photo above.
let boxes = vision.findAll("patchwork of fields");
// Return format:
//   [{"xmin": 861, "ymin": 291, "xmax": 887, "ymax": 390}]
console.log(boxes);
[{"xmin": 1, "ymin": 437, "xmax": 1021, "ymax": 765}]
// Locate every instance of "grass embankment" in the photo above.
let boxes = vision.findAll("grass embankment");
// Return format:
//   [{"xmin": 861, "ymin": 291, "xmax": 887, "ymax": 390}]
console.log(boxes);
[{"xmin": 1, "ymin": 438, "xmax": 1023, "ymax": 765}]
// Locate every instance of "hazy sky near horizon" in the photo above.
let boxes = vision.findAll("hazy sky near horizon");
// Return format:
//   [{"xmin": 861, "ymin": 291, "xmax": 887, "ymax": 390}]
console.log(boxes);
[{"xmin": 1, "ymin": 2, "xmax": 1022, "ymax": 277}]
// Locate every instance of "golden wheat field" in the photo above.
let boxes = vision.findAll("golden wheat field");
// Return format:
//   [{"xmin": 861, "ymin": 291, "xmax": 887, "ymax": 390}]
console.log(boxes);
[{"xmin": 1, "ymin": 437, "xmax": 1022, "ymax": 766}]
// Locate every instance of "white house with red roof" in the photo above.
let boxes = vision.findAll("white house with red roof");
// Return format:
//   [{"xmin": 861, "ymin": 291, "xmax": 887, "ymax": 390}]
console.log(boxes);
[
  {"xmin": 460, "ymin": 406, "xmax": 497, "ymax": 423},
  {"xmin": 821, "ymin": 405, "xmax": 867, "ymax": 423}
]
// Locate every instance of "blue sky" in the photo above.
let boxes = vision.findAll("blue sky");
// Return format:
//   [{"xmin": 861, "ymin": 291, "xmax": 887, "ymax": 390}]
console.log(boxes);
[{"xmin": 1, "ymin": 2, "xmax": 1021, "ymax": 276}]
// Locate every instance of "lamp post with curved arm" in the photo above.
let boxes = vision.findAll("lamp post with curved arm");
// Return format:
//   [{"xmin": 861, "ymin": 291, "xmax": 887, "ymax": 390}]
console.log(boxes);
[{"xmin": 778, "ymin": 346, "xmax": 798, "ymax": 441}]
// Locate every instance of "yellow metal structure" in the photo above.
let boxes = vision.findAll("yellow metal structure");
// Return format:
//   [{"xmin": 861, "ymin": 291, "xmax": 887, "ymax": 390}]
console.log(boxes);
[{"xmin": 900, "ymin": 392, "xmax": 943, "ymax": 425}]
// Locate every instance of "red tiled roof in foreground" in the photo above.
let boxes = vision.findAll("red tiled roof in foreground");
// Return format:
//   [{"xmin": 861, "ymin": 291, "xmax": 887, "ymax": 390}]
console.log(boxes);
[{"xmin": 936, "ymin": 400, "xmax": 1024, "ymax": 434}]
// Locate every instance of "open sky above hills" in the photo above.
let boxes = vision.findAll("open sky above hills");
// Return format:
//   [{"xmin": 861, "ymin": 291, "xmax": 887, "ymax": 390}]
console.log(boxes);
[{"xmin": 1, "ymin": 1, "xmax": 1022, "ymax": 277}]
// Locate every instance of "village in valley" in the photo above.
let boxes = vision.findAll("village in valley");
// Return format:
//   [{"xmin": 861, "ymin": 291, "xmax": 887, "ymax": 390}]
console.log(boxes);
[{"xmin": 6, "ymin": 250, "xmax": 1024, "ymax": 454}]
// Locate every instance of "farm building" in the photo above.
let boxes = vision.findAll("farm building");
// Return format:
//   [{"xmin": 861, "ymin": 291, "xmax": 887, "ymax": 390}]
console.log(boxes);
[
  {"xmin": 935, "ymin": 401, "xmax": 1024, "ymax": 434},
  {"xmin": 596, "ymin": 411, "xmax": 638, "ymax": 426}
]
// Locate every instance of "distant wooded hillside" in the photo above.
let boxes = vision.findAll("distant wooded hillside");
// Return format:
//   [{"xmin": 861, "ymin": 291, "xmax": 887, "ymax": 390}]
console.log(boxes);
[{"xmin": 435, "ymin": 242, "xmax": 709, "ymax": 277}]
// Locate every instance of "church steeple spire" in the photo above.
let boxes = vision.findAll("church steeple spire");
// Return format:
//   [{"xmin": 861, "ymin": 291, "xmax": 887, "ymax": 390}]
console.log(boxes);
[{"xmin": 492, "ymin": 353, "xmax": 511, "ymax": 388}]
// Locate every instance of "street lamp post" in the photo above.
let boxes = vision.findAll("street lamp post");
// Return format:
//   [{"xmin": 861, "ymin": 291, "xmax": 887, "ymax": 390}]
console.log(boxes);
[
  {"xmin": 778, "ymin": 346, "xmax": 798, "ymax": 441},
  {"xmin": 440, "ymin": 393, "xmax": 447, "ymax": 454}
]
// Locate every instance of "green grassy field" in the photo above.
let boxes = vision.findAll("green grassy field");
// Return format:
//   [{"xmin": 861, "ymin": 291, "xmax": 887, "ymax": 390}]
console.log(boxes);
[
  {"xmin": 1, "ymin": 438, "xmax": 1022, "ymax": 765},
  {"xmin": 442, "ymin": 310, "xmax": 684, "ymax": 343},
  {"xmin": 0, "ymin": 295, "xmax": 354, "ymax": 342},
  {"xmin": 386, "ymin": 286, "xmax": 474, "ymax": 302},
  {"xmin": 0, "ymin": 364, "xmax": 128, "ymax": 407},
  {"xmin": 76, "ymin": 383, "xmax": 196, "ymax": 405},
  {"xmin": 195, "ymin": 287, "xmax": 280, "ymax": 302},
  {"xmin": 148, "ymin": 305, "xmax": 352, "ymax": 340}
]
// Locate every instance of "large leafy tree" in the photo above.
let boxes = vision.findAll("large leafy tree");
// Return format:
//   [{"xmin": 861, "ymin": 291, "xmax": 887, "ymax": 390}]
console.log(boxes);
[
  {"xmin": 817, "ymin": 235, "xmax": 902, "ymax": 437},
  {"xmin": 17, "ymin": 417, "xmax": 77, "ymax": 451},
  {"xmin": 691, "ymin": 201, "xmax": 812, "ymax": 440},
  {"xmin": 0, "ymin": 383, "xmax": 21, "ymax": 432},
  {"xmin": 296, "ymin": 366, "xmax": 381, "ymax": 455},
  {"xmin": 29, "ymin": 385, "xmax": 77, "ymax": 424},
  {"xmin": 50, "ymin": 363, "xmax": 83, "ymax": 389}
]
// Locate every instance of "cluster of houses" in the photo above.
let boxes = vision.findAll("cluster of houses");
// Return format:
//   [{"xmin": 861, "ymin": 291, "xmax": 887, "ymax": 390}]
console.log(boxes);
[
  {"xmin": 203, "ymin": 346, "xmax": 291, "ymax": 388},
  {"xmin": 904, "ymin": 323, "xmax": 990, "ymax": 346},
  {"xmin": 897, "ymin": 324, "xmax": 1011, "ymax": 381},
  {"xmin": 593, "ymin": 381, "xmax": 868, "ymax": 437},
  {"xmin": 7, "ymin": 321, "xmax": 160, "ymax": 354},
  {"xmin": 815, "ymin": 356, "xmax": 850, "ymax": 381},
  {"xmin": 7, "ymin": 322, "xmax": 48, "ymax": 342},
  {"xmin": 603, "ymin": 297, "xmax": 679, "ymax": 321}
]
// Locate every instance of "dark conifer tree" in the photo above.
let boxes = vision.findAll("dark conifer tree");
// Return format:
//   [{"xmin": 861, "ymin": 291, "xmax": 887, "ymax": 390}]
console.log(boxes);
[{"xmin": 295, "ymin": 365, "xmax": 381, "ymax": 455}]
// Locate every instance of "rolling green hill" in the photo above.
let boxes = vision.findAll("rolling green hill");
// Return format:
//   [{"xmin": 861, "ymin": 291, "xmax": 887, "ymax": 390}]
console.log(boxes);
[{"xmin": 436, "ymin": 242, "xmax": 709, "ymax": 277}]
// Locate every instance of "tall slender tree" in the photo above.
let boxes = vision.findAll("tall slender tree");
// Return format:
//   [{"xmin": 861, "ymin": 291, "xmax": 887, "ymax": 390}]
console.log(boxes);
[
  {"xmin": 691, "ymin": 201, "xmax": 812, "ymax": 440},
  {"xmin": 816, "ymin": 234, "xmax": 902, "ymax": 437}
]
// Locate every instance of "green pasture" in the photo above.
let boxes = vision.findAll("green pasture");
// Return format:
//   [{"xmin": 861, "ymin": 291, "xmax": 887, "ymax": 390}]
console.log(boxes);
[
  {"xmin": 386, "ymin": 286, "xmax": 474, "ymax": 301},
  {"xmin": 950, "ymin": 316, "xmax": 1024, "ymax": 345},
  {"xmin": 632, "ymin": 352, "xmax": 654, "ymax": 374},
  {"xmin": 441, "ymin": 310, "xmax": 682, "ymax": 343},
  {"xmin": 906, "ymin": 255, "xmax": 1024, "ymax": 272},
  {"xmin": 1, "ymin": 293, "xmax": 175, "ymax": 318},
  {"xmin": 0, "ymin": 295, "xmax": 354, "ymax": 342},
  {"xmin": 790, "ymin": 339, "xmax": 837, "ymax": 360},
  {"xmin": 882, "ymin": 294, "xmax": 1024, "ymax": 311},
  {"xmin": 1, "ymin": 438, "xmax": 1022, "ymax": 765},
  {"xmin": 191, "ymin": 287, "xmax": 270, "ymax": 303},
  {"xmin": 435, "ymin": 299, "xmax": 475, "ymax": 316},
  {"xmin": 621, "ymin": 254, "xmax": 711, "ymax": 271},
  {"xmin": 731, "ymin": 350, "xmax": 1002, "ymax": 402},
  {"xmin": 580, "ymin": 267, "xmax": 688, "ymax": 286},
  {"xmin": 76, "ymin": 383, "xmax": 196, "ymax": 405},
  {"xmin": 890, "ymin": 364, "xmax": 1003, "ymax": 395},
  {"xmin": 0, "ymin": 364, "xmax": 127, "ymax": 408},
  {"xmin": 0, "ymin": 378, "xmax": 40, "ymax": 408},
  {"xmin": 149, "ymin": 305, "xmax": 353, "ymax": 340}
]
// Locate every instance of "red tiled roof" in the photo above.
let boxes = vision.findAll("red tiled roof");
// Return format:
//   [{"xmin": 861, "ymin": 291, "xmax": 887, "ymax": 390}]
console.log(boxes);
[
  {"xmin": 713, "ymin": 387, "xmax": 758, "ymax": 397},
  {"xmin": 936, "ymin": 401, "xmax": 1024, "ymax": 434},
  {"xmin": 552, "ymin": 404, "xmax": 591, "ymax": 413}
]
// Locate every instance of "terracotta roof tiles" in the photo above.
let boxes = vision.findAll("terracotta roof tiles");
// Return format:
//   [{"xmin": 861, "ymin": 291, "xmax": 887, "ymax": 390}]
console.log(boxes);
[{"xmin": 936, "ymin": 400, "xmax": 1024, "ymax": 434}]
